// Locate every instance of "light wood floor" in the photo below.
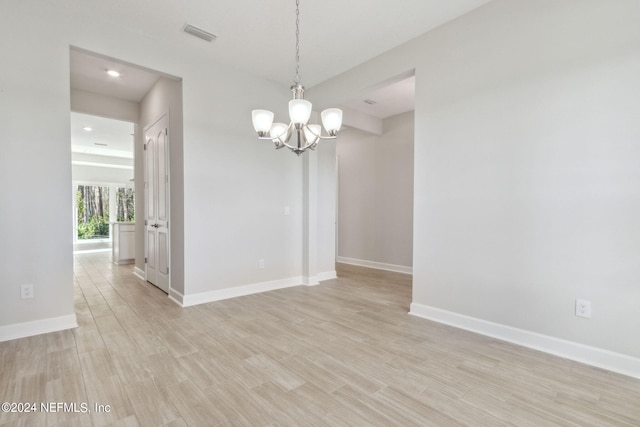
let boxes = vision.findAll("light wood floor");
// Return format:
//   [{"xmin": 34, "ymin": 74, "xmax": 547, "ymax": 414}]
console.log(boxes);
[{"xmin": 1, "ymin": 252, "xmax": 639, "ymax": 426}]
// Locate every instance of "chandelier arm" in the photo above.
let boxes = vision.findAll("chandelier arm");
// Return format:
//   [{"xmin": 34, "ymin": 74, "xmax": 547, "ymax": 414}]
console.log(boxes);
[
  {"xmin": 258, "ymin": 122, "xmax": 318, "ymax": 151},
  {"xmin": 281, "ymin": 141, "xmax": 308, "ymax": 152},
  {"xmin": 256, "ymin": 123, "xmax": 337, "ymax": 142},
  {"xmin": 280, "ymin": 136, "xmax": 314, "ymax": 153},
  {"xmin": 302, "ymin": 124, "xmax": 337, "ymax": 140}
]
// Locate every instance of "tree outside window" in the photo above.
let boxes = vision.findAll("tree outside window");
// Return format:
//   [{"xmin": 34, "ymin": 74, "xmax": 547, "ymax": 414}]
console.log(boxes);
[{"xmin": 76, "ymin": 185, "xmax": 135, "ymax": 239}]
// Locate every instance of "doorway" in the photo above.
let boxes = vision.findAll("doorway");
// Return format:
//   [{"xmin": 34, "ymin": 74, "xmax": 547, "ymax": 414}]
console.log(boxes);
[
  {"xmin": 335, "ymin": 73, "xmax": 415, "ymax": 275},
  {"xmin": 70, "ymin": 46, "xmax": 183, "ymax": 298}
]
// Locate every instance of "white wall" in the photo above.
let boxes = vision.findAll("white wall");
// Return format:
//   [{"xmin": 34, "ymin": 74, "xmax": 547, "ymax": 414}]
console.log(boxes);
[
  {"xmin": 0, "ymin": 2, "xmax": 75, "ymax": 333},
  {"xmin": 181, "ymin": 74, "xmax": 305, "ymax": 296},
  {"xmin": 71, "ymin": 152, "xmax": 134, "ymax": 185},
  {"xmin": 72, "ymin": 164, "xmax": 133, "ymax": 185},
  {"xmin": 311, "ymin": 0, "xmax": 640, "ymax": 373},
  {"xmin": 0, "ymin": 1, "xmax": 316, "ymax": 335},
  {"xmin": 71, "ymin": 89, "xmax": 139, "ymax": 123},
  {"xmin": 414, "ymin": 0, "xmax": 640, "ymax": 362},
  {"xmin": 336, "ymin": 112, "xmax": 414, "ymax": 271}
]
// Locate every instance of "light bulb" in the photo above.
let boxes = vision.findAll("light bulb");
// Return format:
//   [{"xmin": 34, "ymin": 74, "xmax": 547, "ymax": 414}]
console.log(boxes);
[
  {"xmin": 270, "ymin": 122, "xmax": 289, "ymax": 144},
  {"xmin": 304, "ymin": 124, "xmax": 321, "ymax": 145},
  {"xmin": 252, "ymin": 110, "xmax": 274, "ymax": 134},
  {"xmin": 321, "ymin": 108, "xmax": 343, "ymax": 135},
  {"xmin": 289, "ymin": 99, "xmax": 312, "ymax": 125}
]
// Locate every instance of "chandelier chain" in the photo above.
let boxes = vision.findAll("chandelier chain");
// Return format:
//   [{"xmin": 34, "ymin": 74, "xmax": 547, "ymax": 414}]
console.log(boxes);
[{"xmin": 294, "ymin": 0, "xmax": 301, "ymax": 85}]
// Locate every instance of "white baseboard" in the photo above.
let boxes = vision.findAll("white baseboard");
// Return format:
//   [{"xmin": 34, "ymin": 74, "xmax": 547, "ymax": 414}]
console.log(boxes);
[
  {"xmin": 173, "ymin": 272, "xmax": 336, "ymax": 307},
  {"xmin": 337, "ymin": 256, "xmax": 413, "ymax": 275},
  {"xmin": 133, "ymin": 266, "xmax": 145, "ymax": 281},
  {"xmin": 302, "ymin": 276, "xmax": 319, "ymax": 286},
  {"xmin": 178, "ymin": 276, "xmax": 304, "ymax": 307},
  {"xmin": 0, "ymin": 314, "xmax": 78, "ymax": 342},
  {"xmin": 409, "ymin": 303, "xmax": 640, "ymax": 380},
  {"xmin": 168, "ymin": 288, "xmax": 184, "ymax": 306},
  {"xmin": 318, "ymin": 270, "xmax": 337, "ymax": 282},
  {"xmin": 302, "ymin": 270, "xmax": 337, "ymax": 285}
]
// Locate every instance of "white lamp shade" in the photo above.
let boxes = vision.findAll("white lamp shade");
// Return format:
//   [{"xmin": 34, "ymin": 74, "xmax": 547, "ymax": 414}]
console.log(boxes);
[
  {"xmin": 304, "ymin": 124, "xmax": 321, "ymax": 145},
  {"xmin": 289, "ymin": 99, "xmax": 312, "ymax": 125},
  {"xmin": 270, "ymin": 122, "xmax": 289, "ymax": 143},
  {"xmin": 321, "ymin": 108, "xmax": 343, "ymax": 133},
  {"xmin": 252, "ymin": 109, "xmax": 274, "ymax": 133}
]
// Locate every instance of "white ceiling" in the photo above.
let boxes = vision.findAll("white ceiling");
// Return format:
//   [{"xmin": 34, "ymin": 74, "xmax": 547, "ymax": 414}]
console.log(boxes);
[
  {"xmin": 70, "ymin": 113, "xmax": 135, "ymax": 158},
  {"xmin": 65, "ymin": 0, "xmax": 491, "ymax": 87},
  {"xmin": 70, "ymin": 49, "xmax": 161, "ymax": 103},
  {"xmin": 68, "ymin": 0, "xmax": 492, "ymax": 125},
  {"xmin": 342, "ymin": 75, "xmax": 416, "ymax": 119}
]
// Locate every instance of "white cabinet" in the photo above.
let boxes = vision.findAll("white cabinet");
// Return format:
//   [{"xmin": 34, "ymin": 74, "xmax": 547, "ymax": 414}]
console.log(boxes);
[{"xmin": 112, "ymin": 222, "xmax": 135, "ymax": 265}]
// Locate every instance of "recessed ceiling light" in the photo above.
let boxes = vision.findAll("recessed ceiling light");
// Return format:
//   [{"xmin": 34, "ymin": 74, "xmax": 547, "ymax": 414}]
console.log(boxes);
[
  {"xmin": 83, "ymin": 126, "xmax": 93, "ymax": 131},
  {"xmin": 94, "ymin": 142, "xmax": 108, "ymax": 146},
  {"xmin": 106, "ymin": 70, "xmax": 121, "ymax": 77}
]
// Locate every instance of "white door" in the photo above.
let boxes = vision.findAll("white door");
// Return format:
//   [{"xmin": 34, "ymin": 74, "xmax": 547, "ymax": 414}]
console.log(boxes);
[{"xmin": 144, "ymin": 114, "xmax": 170, "ymax": 293}]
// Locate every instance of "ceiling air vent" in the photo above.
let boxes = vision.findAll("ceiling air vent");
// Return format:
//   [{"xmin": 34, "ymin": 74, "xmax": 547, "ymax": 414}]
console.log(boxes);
[
  {"xmin": 183, "ymin": 24, "xmax": 217, "ymax": 42},
  {"xmin": 364, "ymin": 99, "xmax": 377, "ymax": 105}
]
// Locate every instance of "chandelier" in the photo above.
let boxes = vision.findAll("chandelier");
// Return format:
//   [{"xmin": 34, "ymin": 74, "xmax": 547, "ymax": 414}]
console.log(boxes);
[{"xmin": 251, "ymin": 0, "xmax": 343, "ymax": 156}]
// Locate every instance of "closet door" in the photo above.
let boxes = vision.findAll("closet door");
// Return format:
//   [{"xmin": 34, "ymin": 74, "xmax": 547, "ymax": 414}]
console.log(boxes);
[{"xmin": 144, "ymin": 114, "xmax": 169, "ymax": 293}]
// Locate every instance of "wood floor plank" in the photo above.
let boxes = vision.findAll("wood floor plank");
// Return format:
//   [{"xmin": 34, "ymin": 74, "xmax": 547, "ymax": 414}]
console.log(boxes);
[
  {"xmin": 244, "ymin": 353, "xmax": 306, "ymax": 392},
  {"xmin": 251, "ymin": 381, "xmax": 328, "ymax": 425},
  {"xmin": 374, "ymin": 385, "xmax": 465, "ymax": 426},
  {"xmin": 164, "ymin": 380, "xmax": 229, "ymax": 426},
  {"xmin": 83, "ymin": 374, "xmax": 136, "ymax": 426},
  {"xmin": 418, "ymin": 386, "xmax": 509, "ymax": 426},
  {"xmin": 123, "ymin": 379, "xmax": 181, "ymax": 426},
  {"xmin": 279, "ymin": 355, "xmax": 344, "ymax": 393},
  {"xmin": 331, "ymin": 383, "xmax": 425, "ymax": 427},
  {"xmin": 314, "ymin": 355, "xmax": 386, "ymax": 395}
]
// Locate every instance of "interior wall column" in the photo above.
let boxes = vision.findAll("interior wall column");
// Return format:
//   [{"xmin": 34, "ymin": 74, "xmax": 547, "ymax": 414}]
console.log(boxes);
[{"xmin": 302, "ymin": 149, "xmax": 319, "ymax": 285}]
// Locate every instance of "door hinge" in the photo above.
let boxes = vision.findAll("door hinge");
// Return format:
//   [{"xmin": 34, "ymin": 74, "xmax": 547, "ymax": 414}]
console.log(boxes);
[
  {"xmin": 165, "ymin": 128, "xmax": 168, "ymax": 136},
  {"xmin": 145, "ymin": 219, "xmax": 148, "ymax": 226},
  {"xmin": 166, "ymin": 221, "xmax": 169, "ymax": 229},
  {"xmin": 143, "ymin": 144, "xmax": 147, "ymax": 151},
  {"xmin": 166, "ymin": 267, "xmax": 169, "ymax": 274},
  {"xmin": 144, "ymin": 257, "xmax": 147, "ymax": 263}
]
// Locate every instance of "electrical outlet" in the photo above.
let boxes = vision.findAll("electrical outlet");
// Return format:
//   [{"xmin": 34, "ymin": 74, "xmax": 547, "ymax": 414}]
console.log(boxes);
[
  {"xmin": 21, "ymin": 284, "xmax": 34, "ymax": 299},
  {"xmin": 575, "ymin": 299, "xmax": 591, "ymax": 318},
  {"xmin": 259, "ymin": 259, "xmax": 265, "ymax": 269}
]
